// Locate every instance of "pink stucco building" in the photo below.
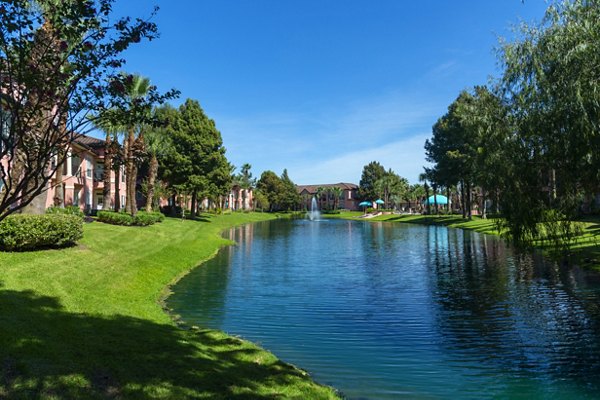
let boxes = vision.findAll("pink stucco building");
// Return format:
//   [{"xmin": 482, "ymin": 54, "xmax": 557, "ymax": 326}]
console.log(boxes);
[{"xmin": 44, "ymin": 134, "xmax": 127, "ymax": 213}]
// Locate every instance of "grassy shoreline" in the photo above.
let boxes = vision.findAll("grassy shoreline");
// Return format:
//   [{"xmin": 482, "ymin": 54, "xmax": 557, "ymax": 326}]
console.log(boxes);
[
  {"xmin": 0, "ymin": 213, "xmax": 340, "ymax": 399},
  {"xmin": 328, "ymin": 211, "xmax": 600, "ymax": 270}
]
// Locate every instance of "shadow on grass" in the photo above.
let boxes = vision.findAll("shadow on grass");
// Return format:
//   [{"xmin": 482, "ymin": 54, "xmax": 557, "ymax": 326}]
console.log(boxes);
[{"xmin": 0, "ymin": 289, "xmax": 326, "ymax": 399}]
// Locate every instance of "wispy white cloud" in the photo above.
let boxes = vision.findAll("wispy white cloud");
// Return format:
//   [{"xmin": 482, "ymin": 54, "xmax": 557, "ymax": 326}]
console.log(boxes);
[
  {"xmin": 218, "ymin": 89, "xmax": 441, "ymax": 182},
  {"xmin": 289, "ymin": 133, "xmax": 432, "ymax": 185}
]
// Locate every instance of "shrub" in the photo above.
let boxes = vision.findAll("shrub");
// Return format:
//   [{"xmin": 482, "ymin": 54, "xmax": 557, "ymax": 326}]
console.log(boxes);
[
  {"xmin": 46, "ymin": 205, "xmax": 85, "ymax": 218},
  {"xmin": 0, "ymin": 214, "xmax": 83, "ymax": 251},
  {"xmin": 133, "ymin": 211, "xmax": 164, "ymax": 226},
  {"xmin": 97, "ymin": 211, "xmax": 165, "ymax": 226},
  {"xmin": 97, "ymin": 211, "xmax": 133, "ymax": 226}
]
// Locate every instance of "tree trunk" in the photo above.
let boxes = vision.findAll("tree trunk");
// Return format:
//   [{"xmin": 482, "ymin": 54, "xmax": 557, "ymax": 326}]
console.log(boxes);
[
  {"xmin": 124, "ymin": 131, "xmax": 132, "ymax": 214},
  {"xmin": 114, "ymin": 165, "xmax": 121, "ymax": 211},
  {"xmin": 466, "ymin": 181, "xmax": 472, "ymax": 220},
  {"xmin": 446, "ymin": 187, "xmax": 450, "ymax": 213},
  {"xmin": 433, "ymin": 185, "xmax": 438, "ymax": 214},
  {"xmin": 424, "ymin": 184, "xmax": 430, "ymax": 214},
  {"xmin": 53, "ymin": 149, "xmax": 65, "ymax": 208},
  {"xmin": 145, "ymin": 154, "xmax": 159, "ymax": 212},
  {"xmin": 103, "ymin": 134, "xmax": 112, "ymax": 211},
  {"xmin": 481, "ymin": 188, "xmax": 487, "ymax": 219},
  {"xmin": 460, "ymin": 180, "xmax": 466, "ymax": 219},
  {"xmin": 190, "ymin": 191, "xmax": 197, "ymax": 219}
]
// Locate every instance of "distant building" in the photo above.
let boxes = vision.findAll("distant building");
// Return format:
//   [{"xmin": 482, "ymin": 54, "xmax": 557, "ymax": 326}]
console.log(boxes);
[{"xmin": 296, "ymin": 183, "xmax": 359, "ymax": 211}]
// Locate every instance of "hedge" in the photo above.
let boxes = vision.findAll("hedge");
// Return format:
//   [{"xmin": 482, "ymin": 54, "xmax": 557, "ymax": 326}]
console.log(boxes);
[
  {"xmin": 46, "ymin": 205, "xmax": 85, "ymax": 218},
  {"xmin": 97, "ymin": 211, "xmax": 164, "ymax": 226},
  {"xmin": 0, "ymin": 214, "xmax": 84, "ymax": 251}
]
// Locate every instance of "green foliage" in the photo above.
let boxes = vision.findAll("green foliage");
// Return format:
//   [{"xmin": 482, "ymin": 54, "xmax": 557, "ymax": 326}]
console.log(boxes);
[
  {"xmin": 359, "ymin": 161, "xmax": 386, "ymax": 201},
  {"xmin": 97, "ymin": 211, "xmax": 164, "ymax": 226},
  {"xmin": 0, "ymin": 214, "xmax": 83, "ymax": 251},
  {"xmin": 256, "ymin": 169, "xmax": 300, "ymax": 212},
  {"xmin": 159, "ymin": 100, "xmax": 232, "ymax": 205},
  {"xmin": 423, "ymin": 0, "xmax": 600, "ymax": 252},
  {"xmin": 46, "ymin": 205, "xmax": 85, "ymax": 218},
  {"xmin": 0, "ymin": 0, "xmax": 170, "ymax": 221}
]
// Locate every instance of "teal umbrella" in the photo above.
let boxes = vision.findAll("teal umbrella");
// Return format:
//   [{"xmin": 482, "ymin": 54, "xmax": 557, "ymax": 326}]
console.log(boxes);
[
  {"xmin": 358, "ymin": 201, "xmax": 371, "ymax": 214},
  {"xmin": 424, "ymin": 195, "xmax": 448, "ymax": 205},
  {"xmin": 375, "ymin": 199, "xmax": 385, "ymax": 205}
]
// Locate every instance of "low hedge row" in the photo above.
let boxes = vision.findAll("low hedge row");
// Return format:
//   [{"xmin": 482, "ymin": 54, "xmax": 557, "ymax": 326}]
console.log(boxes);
[
  {"xmin": 0, "ymin": 214, "xmax": 84, "ymax": 251},
  {"xmin": 46, "ymin": 205, "xmax": 85, "ymax": 218},
  {"xmin": 97, "ymin": 211, "xmax": 165, "ymax": 226}
]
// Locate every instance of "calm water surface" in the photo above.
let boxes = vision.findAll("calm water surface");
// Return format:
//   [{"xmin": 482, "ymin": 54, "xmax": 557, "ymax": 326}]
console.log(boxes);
[{"xmin": 168, "ymin": 219, "xmax": 600, "ymax": 399}]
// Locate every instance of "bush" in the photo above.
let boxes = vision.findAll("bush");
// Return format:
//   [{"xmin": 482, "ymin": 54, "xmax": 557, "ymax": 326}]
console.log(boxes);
[
  {"xmin": 0, "ymin": 214, "xmax": 84, "ymax": 251},
  {"xmin": 133, "ymin": 211, "xmax": 164, "ymax": 226},
  {"xmin": 97, "ymin": 211, "xmax": 165, "ymax": 226},
  {"xmin": 97, "ymin": 211, "xmax": 133, "ymax": 226},
  {"xmin": 46, "ymin": 205, "xmax": 85, "ymax": 218}
]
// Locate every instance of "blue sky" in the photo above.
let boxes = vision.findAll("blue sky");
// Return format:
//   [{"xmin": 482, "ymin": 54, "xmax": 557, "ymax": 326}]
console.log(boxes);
[{"xmin": 109, "ymin": 0, "xmax": 548, "ymax": 184}]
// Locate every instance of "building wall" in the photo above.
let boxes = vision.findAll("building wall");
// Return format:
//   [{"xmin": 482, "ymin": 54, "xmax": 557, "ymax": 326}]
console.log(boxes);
[{"xmin": 44, "ymin": 145, "xmax": 126, "ymax": 213}]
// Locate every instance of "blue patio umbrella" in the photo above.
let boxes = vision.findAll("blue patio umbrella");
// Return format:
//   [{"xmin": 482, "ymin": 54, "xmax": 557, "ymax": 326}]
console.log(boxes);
[
  {"xmin": 358, "ymin": 201, "xmax": 372, "ymax": 214},
  {"xmin": 375, "ymin": 199, "xmax": 385, "ymax": 205},
  {"xmin": 424, "ymin": 195, "xmax": 449, "ymax": 205}
]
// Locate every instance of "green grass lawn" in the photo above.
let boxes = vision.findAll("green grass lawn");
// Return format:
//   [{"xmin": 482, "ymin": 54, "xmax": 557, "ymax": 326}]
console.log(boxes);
[
  {"xmin": 330, "ymin": 211, "xmax": 600, "ymax": 271},
  {"xmin": 0, "ymin": 213, "xmax": 340, "ymax": 400}
]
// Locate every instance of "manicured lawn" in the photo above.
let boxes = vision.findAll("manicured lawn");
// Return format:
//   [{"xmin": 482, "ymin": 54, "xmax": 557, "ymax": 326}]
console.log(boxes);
[
  {"xmin": 330, "ymin": 211, "xmax": 600, "ymax": 271},
  {"xmin": 0, "ymin": 213, "xmax": 340, "ymax": 399}
]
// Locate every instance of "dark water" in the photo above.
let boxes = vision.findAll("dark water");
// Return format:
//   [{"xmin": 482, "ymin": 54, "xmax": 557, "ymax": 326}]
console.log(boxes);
[{"xmin": 168, "ymin": 219, "xmax": 600, "ymax": 399}]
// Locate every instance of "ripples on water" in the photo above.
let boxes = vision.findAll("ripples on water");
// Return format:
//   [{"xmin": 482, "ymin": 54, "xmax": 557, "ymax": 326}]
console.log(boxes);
[{"xmin": 168, "ymin": 219, "xmax": 600, "ymax": 399}]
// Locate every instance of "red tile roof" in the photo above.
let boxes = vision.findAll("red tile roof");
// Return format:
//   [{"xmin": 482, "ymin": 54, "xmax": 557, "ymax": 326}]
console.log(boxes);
[{"xmin": 296, "ymin": 183, "xmax": 358, "ymax": 194}]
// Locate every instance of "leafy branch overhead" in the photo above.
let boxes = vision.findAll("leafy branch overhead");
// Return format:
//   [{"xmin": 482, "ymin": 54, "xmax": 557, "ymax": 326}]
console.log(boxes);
[{"xmin": 0, "ymin": 0, "xmax": 177, "ymax": 221}]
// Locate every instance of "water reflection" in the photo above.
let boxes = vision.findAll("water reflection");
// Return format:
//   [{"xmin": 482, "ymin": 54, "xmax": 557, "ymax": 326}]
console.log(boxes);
[
  {"xmin": 169, "ymin": 219, "xmax": 600, "ymax": 399},
  {"xmin": 427, "ymin": 228, "xmax": 600, "ymax": 395}
]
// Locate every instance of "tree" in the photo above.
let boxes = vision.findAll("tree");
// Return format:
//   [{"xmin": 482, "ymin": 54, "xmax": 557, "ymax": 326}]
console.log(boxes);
[
  {"xmin": 257, "ymin": 171, "xmax": 284, "ymax": 212},
  {"xmin": 279, "ymin": 169, "xmax": 301, "ymax": 211},
  {"xmin": 0, "ymin": 0, "xmax": 165, "ymax": 221},
  {"xmin": 491, "ymin": 0, "xmax": 600, "ymax": 246},
  {"xmin": 91, "ymin": 108, "xmax": 124, "ymax": 211},
  {"xmin": 330, "ymin": 186, "xmax": 343, "ymax": 210},
  {"xmin": 143, "ymin": 106, "xmax": 174, "ymax": 211},
  {"xmin": 418, "ymin": 171, "xmax": 430, "ymax": 215},
  {"xmin": 359, "ymin": 161, "xmax": 386, "ymax": 201},
  {"xmin": 160, "ymin": 99, "xmax": 231, "ymax": 218},
  {"xmin": 374, "ymin": 169, "xmax": 408, "ymax": 209}
]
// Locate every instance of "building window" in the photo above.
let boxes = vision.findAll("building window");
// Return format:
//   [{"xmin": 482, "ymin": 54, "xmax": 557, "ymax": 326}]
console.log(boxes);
[
  {"xmin": 121, "ymin": 195, "xmax": 125, "ymax": 209},
  {"xmin": 96, "ymin": 193, "xmax": 104, "ymax": 210},
  {"xmin": 95, "ymin": 162, "xmax": 104, "ymax": 181},
  {"xmin": 71, "ymin": 155, "xmax": 81, "ymax": 177},
  {"xmin": 73, "ymin": 189, "xmax": 79, "ymax": 206}
]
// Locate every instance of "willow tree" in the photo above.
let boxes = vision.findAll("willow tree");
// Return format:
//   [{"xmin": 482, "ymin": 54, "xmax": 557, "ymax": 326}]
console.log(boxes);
[
  {"xmin": 498, "ymin": 0, "xmax": 600, "ymax": 247},
  {"xmin": 0, "ymin": 0, "xmax": 162, "ymax": 221}
]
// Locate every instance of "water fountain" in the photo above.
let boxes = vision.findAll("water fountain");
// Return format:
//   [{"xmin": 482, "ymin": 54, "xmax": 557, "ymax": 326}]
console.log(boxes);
[{"xmin": 307, "ymin": 196, "xmax": 321, "ymax": 221}]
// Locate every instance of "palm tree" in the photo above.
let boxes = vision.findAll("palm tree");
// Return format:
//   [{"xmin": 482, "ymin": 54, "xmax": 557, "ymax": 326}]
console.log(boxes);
[
  {"xmin": 91, "ymin": 109, "xmax": 124, "ymax": 211},
  {"xmin": 419, "ymin": 170, "xmax": 430, "ymax": 215},
  {"xmin": 122, "ymin": 74, "xmax": 152, "ymax": 216},
  {"xmin": 331, "ymin": 186, "xmax": 343, "ymax": 210},
  {"xmin": 143, "ymin": 109, "xmax": 172, "ymax": 212}
]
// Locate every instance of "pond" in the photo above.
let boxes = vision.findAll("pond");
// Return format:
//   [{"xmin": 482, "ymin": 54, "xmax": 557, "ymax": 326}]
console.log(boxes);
[{"xmin": 168, "ymin": 219, "xmax": 600, "ymax": 399}]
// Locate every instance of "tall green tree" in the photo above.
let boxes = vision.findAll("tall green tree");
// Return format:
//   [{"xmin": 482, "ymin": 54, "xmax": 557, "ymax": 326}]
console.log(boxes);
[
  {"xmin": 160, "ymin": 99, "xmax": 231, "ymax": 218},
  {"xmin": 257, "ymin": 171, "xmax": 284, "ymax": 212},
  {"xmin": 359, "ymin": 161, "xmax": 386, "ymax": 201},
  {"xmin": 279, "ymin": 169, "xmax": 301, "ymax": 211}
]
